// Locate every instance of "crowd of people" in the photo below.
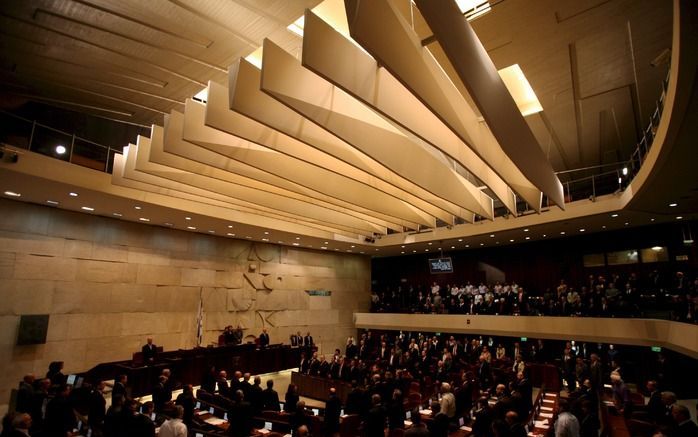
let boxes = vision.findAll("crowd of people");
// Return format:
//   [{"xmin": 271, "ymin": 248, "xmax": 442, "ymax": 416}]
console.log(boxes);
[
  {"xmin": 370, "ymin": 271, "xmax": 697, "ymax": 323},
  {"xmin": 2, "ymin": 329, "xmax": 696, "ymax": 437}
]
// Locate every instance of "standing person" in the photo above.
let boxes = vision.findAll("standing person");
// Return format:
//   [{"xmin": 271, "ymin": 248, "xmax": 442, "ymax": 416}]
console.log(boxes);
[
  {"xmin": 112, "ymin": 375, "xmax": 128, "ymax": 405},
  {"xmin": 554, "ymin": 399, "xmax": 580, "ymax": 437},
  {"xmin": 262, "ymin": 380, "xmax": 281, "ymax": 411},
  {"xmin": 227, "ymin": 391, "xmax": 253, "ymax": 437},
  {"xmin": 142, "ymin": 338, "xmax": 158, "ymax": 364},
  {"xmin": 439, "ymin": 383, "xmax": 456, "ymax": 419},
  {"xmin": 158, "ymin": 405, "xmax": 187, "ymax": 437},
  {"xmin": 175, "ymin": 384, "xmax": 195, "ymax": 427},
  {"xmin": 324, "ymin": 388, "xmax": 342, "ymax": 437},
  {"xmin": 364, "ymin": 394, "xmax": 387, "ymax": 437},
  {"xmin": 284, "ymin": 384, "xmax": 300, "ymax": 413},
  {"xmin": 259, "ymin": 329, "xmax": 270, "ymax": 348}
]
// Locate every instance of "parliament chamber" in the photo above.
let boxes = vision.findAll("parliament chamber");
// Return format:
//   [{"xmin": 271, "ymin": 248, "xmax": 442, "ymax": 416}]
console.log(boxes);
[{"xmin": 0, "ymin": 0, "xmax": 697, "ymax": 436}]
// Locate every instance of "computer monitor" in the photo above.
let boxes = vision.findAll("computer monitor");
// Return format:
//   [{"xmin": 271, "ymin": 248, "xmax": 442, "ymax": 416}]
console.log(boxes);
[
  {"xmin": 224, "ymin": 412, "xmax": 228, "ymax": 421},
  {"xmin": 196, "ymin": 401, "xmax": 201, "ymax": 409},
  {"xmin": 265, "ymin": 422, "xmax": 273, "ymax": 431},
  {"xmin": 209, "ymin": 407, "xmax": 215, "ymax": 414},
  {"xmin": 75, "ymin": 376, "xmax": 84, "ymax": 388},
  {"xmin": 458, "ymin": 417, "xmax": 465, "ymax": 427},
  {"xmin": 196, "ymin": 434, "xmax": 204, "ymax": 437},
  {"xmin": 312, "ymin": 408, "xmax": 320, "ymax": 416},
  {"xmin": 66, "ymin": 375, "xmax": 76, "ymax": 385},
  {"xmin": 406, "ymin": 411, "xmax": 411, "ymax": 419},
  {"xmin": 150, "ymin": 412, "xmax": 156, "ymax": 421}
]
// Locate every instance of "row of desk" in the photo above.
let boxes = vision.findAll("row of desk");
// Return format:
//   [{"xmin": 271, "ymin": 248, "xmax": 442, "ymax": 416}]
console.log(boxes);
[{"xmin": 84, "ymin": 344, "xmax": 302, "ymax": 397}]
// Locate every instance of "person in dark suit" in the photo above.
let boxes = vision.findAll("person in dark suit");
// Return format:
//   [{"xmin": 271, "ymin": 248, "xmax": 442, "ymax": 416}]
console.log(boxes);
[
  {"xmin": 259, "ymin": 328, "xmax": 270, "ymax": 348},
  {"xmin": 112, "ymin": 374, "xmax": 128, "ymax": 404},
  {"xmin": 141, "ymin": 338, "xmax": 158, "ymax": 364},
  {"xmin": 88, "ymin": 381, "xmax": 107, "ymax": 432},
  {"xmin": 387, "ymin": 389, "xmax": 405, "ymax": 431},
  {"xmin": 262, "ymin": 380, "xmax": 281, "ymax": 411},
  {"xmin": 324, "ymin": 388, "xmax": 342, "ymax": 437},
  {"xmin": 645, "ymin": 380, "xmax": 664, "ymax": 423},
  {"xmin": 45, "ymin": 385, "xmax": 77, "ymax": 437},
  {"xmin": 427, "ymin": 401, "xmax": 449, "ymax": 437},
  {"xmin": 364, "ymin": 394, "xmax": 387, "ymax": 437},
  {"xmin": 125, "ymin": 398, "xmax": 155, "ymax": 437},
  {"xmin": 249, "ymin": 376, "xmax": 264, "ymax": 415},
  {"xmin": 671, "ymin": 404, "xmax": 698, "ymax": 437},
  {"xmin": 284, "ymin": 384, "xmax": 300, "ymax": 413},
  {"xmin": 152, "ymin": 375, "xmax": 171, "ymax": 412},
  {"xmin": 216, "ymin": 370, "xmax": 230, "ymax": 398},
  {"xmin": 304, "ymin": 332, "xmax": 314, "ymax": 350},
  {"xmin": 291, "ymin": 331, "xmax": 302, "ymax": 347},
  {"xmin": 15, "ymin": 375, "xmax": 35, "ymax": 414},
  {"xmin": 344, "ymin": 381, "xmax": 364, "ymax": 415},
  {"xmin": 472, "ymin": 397, "xmax": 494, "ymax": 437},
  {"xmin": 227, "ymin": 390, "xmax": 253, "ymax": 437},
  {"xmin": 290, "ymin": 401, "xmax": 313, "ymax": 437},
  {"xmin": 201, "ymin": 366, "xmax": 217, "ymax": 394},
  {"xmin": 175, "ymin": 384, "xmax": 195, "ymax": 427}
]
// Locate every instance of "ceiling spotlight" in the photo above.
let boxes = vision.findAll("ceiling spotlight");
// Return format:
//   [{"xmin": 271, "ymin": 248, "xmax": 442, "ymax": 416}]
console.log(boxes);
[
  {"xmin": 208, "ymin": 230, "xmax": 215, "ymax": 234},
  {"xmin": 228, "ymin": 225, "xmax": 234, "ymax": 228},
  {"xmin": 611, "ymin": 213, "xmax": 619, "ymax": 218},
  {"xmin": 55, "ymin": 145, "xmax": 67, "ymax": 155},
  {"xmin": 321, "ymin": 246, "xmax": 327, "ymax": 250},
  {"xmin": 187, "ymin": 226, "xmax": 197, "ymax": 230},
  {"xmin": 490, "ymin": 234, "xmax": 495, "ymax": 238},
  {"xmin": 509, "ymin": 239, "xmax": 514, "ymax": 242},
  {"xmin": 295, "ymin": 236, "xmax": 300, "ymax": 240},
  {"xmin": 185, "ymin": 217, "xmax": 192, "ymax": 220},
  {"xmin": 650, "ymin": 218, "xmax": 655, "ymax": 222},
  {"xmin": 227, "ymin": 233, "xmax": 235, "ymax": 236},
  {"xmin": 112, "ymin": 212, "xmax": 122, "ymax": 217},
  {"xmin": 69, "ymin": 192, "xmax": 78, "ymax": 197},
  {"xmin": 164, "ymin": 223, "xmax": 173, "ymax": 226},
  {"xmin": 134, "ymin": 206, "xmax": 142, "ymax": 210},
  {"xmin": 264, "ymin": 231, "xmax": 269, "ymax": 235},
  {"xmin": 139, "ymin": 218, "xmax": 150, "ymax": 222},
  {"xmin": 46, "ymin": 200, "xmax": 59, "ymax": 205},
  {"xmin": 669, "ymin": 203, "xmax": 677, "ymax": 207},
  {"xmin": 413, "ymin": 250, "xmax": 417, "ymax": 253},
  {"xmin": 428, "ymin": 242, "xmax": 433, "ymax": 245},
  {"xmin": 292, "ymin": 242, "xmax": 300, "ymax": 246},
  {"xmin": 4, "ymin": 191, "xmax": 21, "ymax": 197},
  {"xmin": 624, "ymin": 222, "xmax": 629, "ymax": 226},
  {"xmin": 523, "ymin": 229, "xmax": 529, "ymax": 232},
  {"xmin": 560, "ymin": 231, "xmax": 565, "ymax": 235},
  {"xmin": 676, "ymin": 216, "xmax": 683, "ymax": 220},
  {"xmin": 465, "ymin": 244, "xmax": 469, "ymax": 248},
  {"xmin": 451, "ymin": 246, "xmax": 455, "ymax": 249},
  {"xmin": 525, "ymin": 236, "xmax": 530, "ymax": 240},
  {"xmin": 622, "ymin": 167, "xmax": 628, "ymax": 176},
  {"xmin": 401, "ymin": 251, "xmax": 405, "ymax": 254},
  {"xmin": 458, "ymin": 239, "xmax": 463, "ymax": 242},
  {"xmin": 81, "ymin": 206, "xmax": 94, "ymax": 211},
  {"xmin": 480, "ymin": 243, "xmax": 484, "ymax": 246},
  {"xmin": 579, "ymin": 228, "xmax": 585, "ymax": 232},
  {"xmin": 262, "ymin": 238, "xmax": 269, "ymax": 242},
  {"xmin": 401, "ymin": 245, "xmax": 405, "ymax": 248}
]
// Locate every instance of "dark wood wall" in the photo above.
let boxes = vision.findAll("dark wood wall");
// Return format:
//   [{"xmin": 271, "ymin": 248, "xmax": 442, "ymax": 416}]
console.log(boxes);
[{"xmin": 372, "ymin": 221, "xmax": 698, "ymax": 293}]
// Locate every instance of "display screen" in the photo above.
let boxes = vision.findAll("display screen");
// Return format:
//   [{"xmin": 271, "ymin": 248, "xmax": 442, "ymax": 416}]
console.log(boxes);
[{"xmin": 429, "ymin": 257, "xmax": 453, "ymax": 274}]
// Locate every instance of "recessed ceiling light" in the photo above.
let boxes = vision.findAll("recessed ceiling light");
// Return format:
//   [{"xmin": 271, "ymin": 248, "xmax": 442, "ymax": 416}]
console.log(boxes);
[
  {"xmin": 458, "ymin": 239, "xmax": 463, "ymax": 242},
  {"xmin": 360, "ymin": 251, "xmax": 365, "ymax": 254},
  {"xmin": 208, "ymin": 230, "xmax": 215, "ymax": 234},
  {"xmin": 480, "ymin": 243, "xmax": 484, "ymax": 246},
  {"xmin": 509, "ymin": 239, "xmax": 514, "ymax": 242},
  {"xmin": 622, "ymin": 167, "xmax": 628, "ymax": 176},
  {"xmin": 542, "ymin": 234, "xmax": 547, "ymax": 237},
  {"xmin": 437, "ymin": 247, "xmax": 441, "ymax": 251},
  {"xmin": 650, "ymin": 218, "xmax": 655, "ymax": 222},
  {"xmin": 278, "ymin": 241, "xmax": 283, "ymax": 244},
  {"xmin": 324, "ymin": 241, "xmax": 328, "ymax": 245},
  {"xmin": 245, "ymin": 236, "xmax": 252, "ymax": 239},
  {"xmin": 611, "ymin": 214, "xmax": 619, "ymax": 218},
  {"xmin": 81, "ymin": 206, "xmax": 94, "ymax": 211},
  {"xmin": 669, "ymin": 203, "xmax": 677, "ymax": 207},
  {"xmin": 46, "ymin": 200, "xmax": 59, "ymax": 205},
  {"xmin": 264, "ymin": 231, "xmax": 269, "ymax": 235},
  {"xmin": 227, "ymin": 233, "xmax": 235, "ymax": 236},
  {"xmin": 579, "ymin": 228, "xmax": 585, "ymax": 232},
  {"xmin": 228, "ymin": 225, "xmax": 234, "ymax": 228},
  {"xmin": 69, "ymin": 192, "xmax": 78, "ymax": 197},
  {"xmin": 138, "ymin": 218, "xmax": 150, "ymax": 222},
  {"xmin": 425, "ymin": 249, "xmax": 429, "ymax": 251},
  {"xmin": 134, "ymin": 206, "xmax": 142, "ymax": 210},
  {"xmin": 451, "ymin": 246, "xmax": 455, "ymax": 249},
  {"xmin": 490, "ymin": 234, "xmax": 495, "ymax": 238},
  {"xmin": 295, "ymin": 237, "xmax": 300, "ymax": 240},
  {"xmin": 55, "ymin": 145, "xmax": 67, "ymax": 155},
  {"xmin": 164, "ymin": 223, "xmax": 173, "ymax": 226},
  {"xmin": 523, "ymin": 229, "xmax": 529, "ymax": 232},
  {"xmin": 401, "ymin": 251, "xmax": 405, "ymax": 254},
  {"xmin": 185, "ymin": 217, "xmax": 192, "ymax": 220},
  {"xmin": 560, "ymin": 231, "xmax": 565, "ymax": 235},
  {"xmin": 375, "ymin": 249, "xmax": 379, "ymax": 251},
  {"xmin": 292, "ymin": 242, "xmax": 300, "ymax": 246},
  {"xmin": 334, "ymin": 248, "xmax": 339, "ymax": 251},
  {"xmin": 676, "ymin": 216, "xmax": 683, "ymax": 220},
  {"xmin": 496, "ymin": 241, "xmax": 500, "ymax": 244},
  {"xmin": 413, "ymin": 250, "xmax": 417, "ymax": 253},
  {"xmin": 346, "ymin": 250, "xmax": 352, "ymax": 252},
  {"xmin": 401, "ymin": 245, "xmax": 405, "ymax": 248},
  {"xmin": 465, "ymin": 244, "xmax": 469, "ymax": 248},
  {"xmin": 428, "ymin": 242, "xmax": 433, "ymax": 245},
  {"xmin": 4, "ymin": 191, "xmax": 21, "ymax": 197},
  {"xmin": 187, "ymin": 226, "xmax": 197, "ymax": 230},
  {"xmin": 624, "ymin": 222, "xmax": 629, "ymax": 226},
  {"xmin": 262, "ymin": 238, "xmax": 269, "ymax": 241},
  {"xmin": 351, "ymin": 245, "xmax": 355, "ymax": 248},
  {"xmin": 525, "ymin": 236, "xmax": 530, "ymax": 240},
  {"xmin": 602, "ymin": 225, "xmax": 606, "ymax": 229},
  {"xmin": 320, "ymin": 246, "xmax": 327, "ymax": 250},
  {"xmin": 112, "ymin": 212, "xmax": 122, "ymax": 217}
]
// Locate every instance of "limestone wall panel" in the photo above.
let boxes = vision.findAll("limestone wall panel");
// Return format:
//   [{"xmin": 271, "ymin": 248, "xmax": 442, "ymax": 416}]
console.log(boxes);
[
  {"xmin": 259, "ymin": 262, "xmax": 336, "ymax": 278},
  {"xmin": 0, "ymin": 279, "xmax": 54, "ymax": 315},
  {"xmin": 136, "ymin": 265, "xmax": 182, "ymax": 285},
  {"xmin": 63, "ymin": 239, "xmax": 94, "ymax": 259},
  {"xmin": 214, "ymin": 271, "xmax": 244, "ymax": 288},
  {"xmin": 127, "ymin": 248, "xmax": 171, "ymax": 266},
  {"xmin": 76, "ymin": 259, "xmax": 137, "ymax": 283},
  {"xmin": 0, "ymin": 315, "xmax": 19, "ymax": 345},
  {"xmin": 0, "ymin": 231, "xmax": 63, "ymax": 257},
  {"xmin": 91, "ymin": 244, "xmax": 129, "ymax": 263},
  {"xmin": 0, "ymin": 203, "xmax": 50, "ymax": 235},
  {"xmin": 13, "ymin": 254, "xmax": 77, "ymax": 281},
  {"xmin": 153, "ymin": 286, "xmax": 200, "ymax": 312},
  {"xmin": 181, "ymin": 267, "xmax": 217, "ymax": 287}
]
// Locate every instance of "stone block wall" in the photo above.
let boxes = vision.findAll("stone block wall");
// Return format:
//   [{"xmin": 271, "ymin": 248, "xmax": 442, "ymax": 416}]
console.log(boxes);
[{"xmin": 0, "ymin": 199, "xmax": 371, "ymax": 408}]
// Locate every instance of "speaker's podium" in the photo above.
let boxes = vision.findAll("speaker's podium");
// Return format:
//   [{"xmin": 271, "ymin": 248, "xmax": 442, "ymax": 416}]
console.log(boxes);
[{"xmin": 131, "ymin": 346, "xmax": 164, "ymax": 367}]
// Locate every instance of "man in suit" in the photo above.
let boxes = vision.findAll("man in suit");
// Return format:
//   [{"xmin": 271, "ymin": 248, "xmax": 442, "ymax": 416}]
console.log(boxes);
[
  {"xmin": 15, "ymin": 374, "xmax": 35, "ymax": 414},
  {"xmin": 216, "ymin": 370, "xmax": 230, "ymax": 398},
  {"xmin": 125, "ymin": 398, "xmax": 156, "ymax": 437},
  {"xmin": 259, "ymin": 328, "xmax": 270, "ymax": 348},
  {"xmin": 261, "ymin": 379, "xmax": 281, "ymax": 411},
  {"xmin": 175, "ymin": 384, "xmax": 195, "ymax": 427},
  {"xmin": 324, "ymin": 388, "xmax": 342, "ymax": 437},
  {"xmin": 228, "ymin": 390, "xmax": 253, "ymax": 437},
  {"xmin": 671, "ymin": 404, "xmax": 698, "ymax": 437},
  {"xmin": 303, "ymin": 332, "xmax": 314, "ymax": 350},
  {"xmin": 152, "ymin": 375, "xmax": 172, "ymax": 412},
  {"xmin": 112, "ymin": 374, "xmax": 128, "ymax": 404},
  {"xmin": 291, "ymin": 331, "xmax": 302, "ymax": 347},
  {"xmin": 364, "ymin": 394, "xmax": 387, "ymax": 437},
  {"xmin": 142, "ymin": 338, "xmax": 158, "ymax": 364}
]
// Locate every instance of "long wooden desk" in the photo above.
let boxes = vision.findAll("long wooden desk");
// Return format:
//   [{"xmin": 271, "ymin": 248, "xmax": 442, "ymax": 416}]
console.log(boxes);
[{"xmin": 83, "ymin": 344, "xmax": 301, "ymax": 397}]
